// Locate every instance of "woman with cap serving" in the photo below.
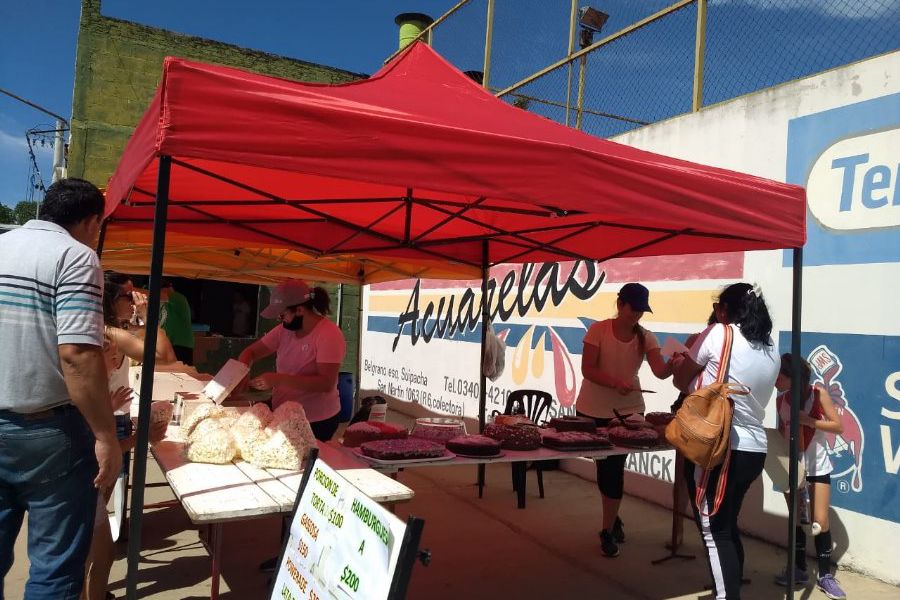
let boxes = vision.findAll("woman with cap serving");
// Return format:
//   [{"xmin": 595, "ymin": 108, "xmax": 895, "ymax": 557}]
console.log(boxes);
[
  {"xmin": 576, "ymin": 282, "xmax": 673, "ymax": 558},
  {"xmin": 238, "ymin": 279, "xmax": 346, "ymax": 441}
]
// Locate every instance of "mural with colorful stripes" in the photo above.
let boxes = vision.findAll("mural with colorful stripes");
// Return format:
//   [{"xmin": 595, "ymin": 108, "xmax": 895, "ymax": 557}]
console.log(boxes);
[{"xmin": 361, "ymin": 253, "xmax": 743, "ymax": 419}]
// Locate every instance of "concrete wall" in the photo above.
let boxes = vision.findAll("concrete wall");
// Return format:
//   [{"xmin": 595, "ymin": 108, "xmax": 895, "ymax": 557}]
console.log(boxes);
[
  {"xmin": 69, "ymin": 0, "xmax": 362, "ymax": 187},
  {"xmin": 359, "ymin": 50, "xmax": 900, "ymax": 584},
  {"xmin": 575, "ymin": 50, "xmax": 900, "ymax": 585}
]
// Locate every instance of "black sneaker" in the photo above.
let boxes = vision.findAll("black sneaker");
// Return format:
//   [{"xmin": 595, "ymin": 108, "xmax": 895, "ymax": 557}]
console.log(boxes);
[
  {"xmin": 612, "ymin": 516, "xmax": 625, "ymax": 543},
  {"xmin": 259, "ymin": 556, "xmax": 278, "ymax": 573},
  {"xmin": 599, "ymin": 529, "xmax": 619, "ymax": 557}
]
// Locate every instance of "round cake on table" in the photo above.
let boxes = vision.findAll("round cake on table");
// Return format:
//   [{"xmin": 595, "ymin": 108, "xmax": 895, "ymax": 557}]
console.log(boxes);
[
  {"xmin": 359, "ymin": 438, "xmax": 445, "ymax": 461},
  {"xmin": 607, "ymin": 425, "xmax": 660, "ymax": 448},
  {"xmin": 342, "ymin": 421, "xmax": 408, "ymax": 448},
  {"xmin": 493, "ymin": 414, "xmax": 534, "ymax": 427},
  {"xmin": 644, "ymin": 412, "xmax": 675, "ymax": 436},
  {"xmin": 547, "ymin": 415, "xmax": 596, "ymax": 432},
  {"xmin": 446, "ymin": 434, "xmax": 502, "ymax": 457},
  {"xmin": 608, "ymin": 414, "xmax": 654, "ymax": 430},
  {"xmin": 542, "ymin": 430, "xmax": 611, "ymax": 450},
  {"xmin": 483, "ymin": 422, "xmax": 542, "ymax": 451},
  {"xmin": 410, "ymin": 417, "xmax": 466, "ymax": 445}
]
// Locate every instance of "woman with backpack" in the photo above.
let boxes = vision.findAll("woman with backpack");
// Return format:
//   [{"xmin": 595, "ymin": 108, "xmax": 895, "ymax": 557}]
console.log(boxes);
[
  {"xmin": 671, "ymin": 282, "xmax": 779, "ymax": 599},
  {"xmin": 774, "ymin": 354, "xmax": 846, "ymax": 599},
  {"xmin": 576, "ymin": 283, "xmax": 673, "ymax": 558}
]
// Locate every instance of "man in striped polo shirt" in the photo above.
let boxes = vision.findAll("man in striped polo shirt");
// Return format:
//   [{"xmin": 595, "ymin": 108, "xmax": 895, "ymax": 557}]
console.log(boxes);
[{"xmin": 0, "ymin": 178, "xmax": 121, "ymax": 600}]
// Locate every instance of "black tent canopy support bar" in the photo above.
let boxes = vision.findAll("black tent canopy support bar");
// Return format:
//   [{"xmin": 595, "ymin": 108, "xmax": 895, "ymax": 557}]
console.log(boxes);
[
  {"xmin": 122, "ymin": 155, "xmax": 806, "ymax": 600},
  {"xmin": 126, "ymin": 155, "xmax": 172, "ymax": 600},
  {"xmin": 112, "ymin": 158, "xmax": 770, "ymax": 272}
]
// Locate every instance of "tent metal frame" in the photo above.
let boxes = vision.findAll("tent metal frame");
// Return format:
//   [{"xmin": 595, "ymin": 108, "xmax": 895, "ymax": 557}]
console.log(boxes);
[{"xmin": 108, "ymin": 155, "xmax": 806, "ymax": 600}]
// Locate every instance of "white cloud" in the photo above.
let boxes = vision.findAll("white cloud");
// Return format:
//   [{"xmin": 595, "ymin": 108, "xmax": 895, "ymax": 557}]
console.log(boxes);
[
  {"xmin": 0, "ymin": 128, "xmax": 53, "ymax": 159},
  {"xmin": 0, "ymin": 129, "xmax": 26, "ymax": 151},
  {"xmin": 715, "ymin": 0, "xmax": 898, "ymax": 20}
]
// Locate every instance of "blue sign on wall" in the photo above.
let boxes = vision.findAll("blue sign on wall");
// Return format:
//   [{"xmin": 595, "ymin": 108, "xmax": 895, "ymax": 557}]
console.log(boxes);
[
  {"xmin": 778, "ymin": 331, "xmax": 900, "ymax": 523},
  {"xmin": 784, "ymin": 93, "xmax": 900, "ymax": 266}
]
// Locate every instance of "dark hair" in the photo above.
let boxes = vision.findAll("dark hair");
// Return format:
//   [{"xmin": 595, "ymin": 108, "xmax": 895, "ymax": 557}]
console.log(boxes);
[
  {"xmin": 717, "ymin": 282, "xmax": 773, "ymax": 345},
  {"xmin": 707, "ymin": 310, "xmax": 717, "ymax": 326},
  {"xmin": 160, "ymin": 278, "xmax": 174, "ymax": 289},
  {"xmin": 40, "ymin": 178, "xmax": 104, "ymax": 228},
  {"xmin": 103, "ymin": 271, "xmax": 132, "ymax": 327},
  {"xmin": 615, "ymin": 297, "xmax": 646, "ymax": 353},
  {"xmin": 303, "ymin": 286, "xmax": 331, "ymax": 315},
  {"xmin": 780, "ymin": 353, "xmax": 812, "ymax": 395},
  {"xmin": 634, "ymin": 324, "xmax": 645, "ymax": 354}
]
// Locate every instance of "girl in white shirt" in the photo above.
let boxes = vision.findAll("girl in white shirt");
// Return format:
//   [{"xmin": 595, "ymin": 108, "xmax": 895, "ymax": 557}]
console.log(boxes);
[
  {"xmin": 576, "ymin": 283, "xmax": 672, "ymax": 558},
  {"xmin": 672, "ymin": 282, "xmax": 779, "ymax": 600},
  {"xmin": 774, "ymin": 354, "xmax": 846, "ymax": 599}
]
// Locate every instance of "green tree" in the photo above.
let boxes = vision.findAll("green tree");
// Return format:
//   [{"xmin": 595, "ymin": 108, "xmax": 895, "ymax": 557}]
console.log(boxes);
[
  {"xmin": 13, "ymin": 200, "xmax": 38, "ymax": 225},
  {"xmin": 0, "ymin": 204, "xmax": 14, "ymax": 224}
]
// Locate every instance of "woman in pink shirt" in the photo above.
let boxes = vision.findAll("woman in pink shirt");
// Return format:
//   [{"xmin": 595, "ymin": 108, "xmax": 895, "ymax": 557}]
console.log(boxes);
[{"xmin": 239, "ymin": 279, "xmax": 346, "ymax": 441}]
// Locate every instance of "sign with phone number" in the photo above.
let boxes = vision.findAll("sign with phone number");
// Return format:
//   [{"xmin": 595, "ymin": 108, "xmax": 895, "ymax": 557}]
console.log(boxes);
[{"xmin": 271, "ymin": 461, "xmax": 407, "ymax": 600}]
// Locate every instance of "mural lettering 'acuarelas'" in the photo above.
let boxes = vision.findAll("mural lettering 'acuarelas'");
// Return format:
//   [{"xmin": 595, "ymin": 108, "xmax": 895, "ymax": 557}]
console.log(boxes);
[{"xmin": 389, "ymin": 261, "xmax": 605, "ymax": 410}]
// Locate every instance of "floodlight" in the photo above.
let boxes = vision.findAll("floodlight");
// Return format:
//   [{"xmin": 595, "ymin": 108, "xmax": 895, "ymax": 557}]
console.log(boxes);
[{"xmin": 579, "ymin": 6, "xmax": 609, "ymax": 33}]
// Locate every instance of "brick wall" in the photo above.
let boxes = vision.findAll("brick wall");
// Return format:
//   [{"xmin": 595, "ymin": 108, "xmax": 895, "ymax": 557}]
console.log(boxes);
[
  {"xmin": 69, "ymin": 0, "xmax": 363, "ymax": 187},
  {"xmin": 70, "ymin": 0, "xmax": 364, "ymax": 381}
]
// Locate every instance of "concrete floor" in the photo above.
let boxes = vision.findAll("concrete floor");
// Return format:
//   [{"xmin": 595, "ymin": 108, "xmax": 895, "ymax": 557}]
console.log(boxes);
[{"xmin": 8, "ymin": 456, "xmax": 899, "ymax": 599}]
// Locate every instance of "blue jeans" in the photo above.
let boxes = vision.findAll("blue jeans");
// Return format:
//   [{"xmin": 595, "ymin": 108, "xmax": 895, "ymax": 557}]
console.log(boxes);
[{"xmin": 0, "ymin": 405, "xmax": 98, "ymax": 600}]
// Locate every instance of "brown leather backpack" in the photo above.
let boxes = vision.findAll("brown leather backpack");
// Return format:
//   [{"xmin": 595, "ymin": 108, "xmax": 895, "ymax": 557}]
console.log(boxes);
[{"xmin": 666, "ymin": 325, "xmax": 747, "ymax": 515}]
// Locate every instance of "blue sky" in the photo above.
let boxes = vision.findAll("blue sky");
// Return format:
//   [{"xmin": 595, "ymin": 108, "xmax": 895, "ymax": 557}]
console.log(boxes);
[
  {"xmin": 0, "ymin": 0, "xmax": 457, "ymax": 208},
  {"xmin": 1, "ymin": 1, "xmax": 897, "ymax": 210}
]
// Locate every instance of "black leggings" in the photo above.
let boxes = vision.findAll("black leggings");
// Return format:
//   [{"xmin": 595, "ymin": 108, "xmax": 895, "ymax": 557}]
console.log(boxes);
[
  {"xmin": 578, "ymin": 413, "xmax": 630, "ymax": 499},
  {"xmin": 310, "ymin": 411, "xmax": 340, "ymax": 441},
  {"xmin": 685, "ymin": 450, "xmax": 765, "ymax": 600}
]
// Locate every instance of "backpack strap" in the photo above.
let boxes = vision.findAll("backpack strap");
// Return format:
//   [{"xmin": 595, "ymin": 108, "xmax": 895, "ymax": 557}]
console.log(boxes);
[
  {"xmin": 694, "ymin": 324, "xmax": 735, "ymax": 517},
  {"xmin": 696, "ymin": 447, "xmax": 732, "ymax": 517},
  {"xmin": 714, "ymin": 324, "xmax": 734, "ymax": 384}
]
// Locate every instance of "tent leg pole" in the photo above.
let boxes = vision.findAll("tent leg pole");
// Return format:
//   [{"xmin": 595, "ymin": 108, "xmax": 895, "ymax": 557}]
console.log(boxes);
[
  {"xmin": 785, "ymin": 246, "xmax": 803, "ymax": 600},
  {"xmin": 477, "ymin": 241, "xmax": 489, "ymax": 497},
  {"xmin": 125, "ymin": 155, "xmax": 172, "ymax": 600}
]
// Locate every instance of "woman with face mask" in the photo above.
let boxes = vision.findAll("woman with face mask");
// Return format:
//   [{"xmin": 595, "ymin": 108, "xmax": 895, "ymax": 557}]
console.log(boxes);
[{"xmin": 238, "ymin": 280, "xmax": 346, "ymax": 441}]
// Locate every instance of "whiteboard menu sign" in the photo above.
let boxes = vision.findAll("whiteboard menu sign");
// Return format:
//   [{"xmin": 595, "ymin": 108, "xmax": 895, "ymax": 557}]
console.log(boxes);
[{"xmin": 271, "ymin": 458, "xmax": 412, "ymax": 600}]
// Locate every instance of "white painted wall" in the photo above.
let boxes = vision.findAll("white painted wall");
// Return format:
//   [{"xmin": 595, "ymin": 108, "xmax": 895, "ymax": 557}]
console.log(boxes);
[
  {"xmin": 596, "ymin": 50, "xmax": 900, "ymax": 585},
  {"xmin": 360, "ymin": 51, "xmax": 900, "ymax": 585}
]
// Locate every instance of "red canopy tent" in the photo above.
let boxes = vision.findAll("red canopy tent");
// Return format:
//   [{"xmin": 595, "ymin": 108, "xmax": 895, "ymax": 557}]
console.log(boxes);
[
  {"xmin": 104, "ymin": 42, "xmax": 804, "ymax": 267},
  {"xmin": 102, "ymin": 42, "xmax": 808, "ymax": 599}
]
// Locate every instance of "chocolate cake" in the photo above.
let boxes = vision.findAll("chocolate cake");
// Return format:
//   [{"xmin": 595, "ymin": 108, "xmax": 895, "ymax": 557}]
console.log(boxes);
[
  {"xmin": 342, "ymin": 421, "xmax": 408, "ymax": 448},
  {"xmin": 483, "ymin": 422, "xmax": 542, "ymax": 451},
  {"xmin": 608, "ymin": 414, "xmax": 654, "ymax": 430},
  {"xmin": 607, "ymin": 425, "xmax": 660, "ymax": 448},
  {"xmin": 446, "ymin": 434, "xmax": 502, "ymax": 457},
  {"xmin": 644, "ymin": 412, "xmax": 675, "ymax": 436},
  {"xmin": 645, "ymin": 412, "xmax": 675, "ymax": 426},
  {"xmin": 547, "ymin": 416, "xmax": 596, "ymax": 432},
  {"xmin": 359, "ymin": 438, "xmax": 445, "ymax": 461},
  {"xmin": 542, "ymin": 430, "xmax": 612, "ymax": 450}
]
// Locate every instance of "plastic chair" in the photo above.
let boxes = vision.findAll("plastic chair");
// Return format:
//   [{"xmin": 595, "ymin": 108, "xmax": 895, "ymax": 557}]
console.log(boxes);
[{"xmin": 486, "ymin": 389, "xmax": 554, "ymax": 508}]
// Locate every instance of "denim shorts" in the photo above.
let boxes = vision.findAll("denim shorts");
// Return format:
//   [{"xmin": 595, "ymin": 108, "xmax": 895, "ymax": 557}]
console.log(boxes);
[{"xmin": 0, "ymin": 404, "xmax": 98, "ymax": 599}]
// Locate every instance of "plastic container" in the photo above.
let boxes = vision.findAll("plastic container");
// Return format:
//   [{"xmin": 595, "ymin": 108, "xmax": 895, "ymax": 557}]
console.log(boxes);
[
  {"xmin": 410, "ymin": 417, "xmax": 466, "ymax": 445},
  {"xmin": 338, "ymin": 372, "xmax": 354, "ymax": 422}
]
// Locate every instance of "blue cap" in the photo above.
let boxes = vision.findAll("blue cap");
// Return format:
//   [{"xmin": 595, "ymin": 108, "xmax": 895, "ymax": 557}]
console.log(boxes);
[{"xmin": 618, "ymin": 283, "xmax": 652, "ymax": 313}]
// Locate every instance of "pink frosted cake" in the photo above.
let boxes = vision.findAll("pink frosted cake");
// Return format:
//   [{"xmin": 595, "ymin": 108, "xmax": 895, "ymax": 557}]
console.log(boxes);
[{"xmin": 342, "ymin": 421, "xmax": 408, "ymax": 448}]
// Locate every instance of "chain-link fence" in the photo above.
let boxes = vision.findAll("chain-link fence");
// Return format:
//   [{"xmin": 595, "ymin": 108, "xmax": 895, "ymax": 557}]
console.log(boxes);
[{"xmin": 400, "ymin": 0, "xmax": 900, "ymax": 137}]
